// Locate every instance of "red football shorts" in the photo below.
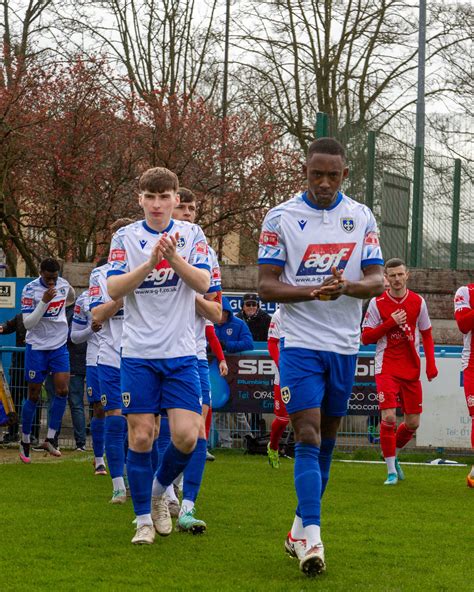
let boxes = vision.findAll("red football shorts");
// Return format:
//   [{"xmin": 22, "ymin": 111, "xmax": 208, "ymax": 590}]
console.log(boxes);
[
  {"xmin": 463, "ymin": 367, "xmax": 474, "ymax": 417},
  {"xmin": 273, "ymin": 384, "xmax": 289, "ymax": 420},
  {"xmin": 375, "ymin": 374, "xmax": 422, "ymax": 415}
]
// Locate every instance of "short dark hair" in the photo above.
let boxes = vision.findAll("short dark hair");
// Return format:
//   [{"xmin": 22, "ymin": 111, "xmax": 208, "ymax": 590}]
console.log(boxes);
[
  {"xmin": 307, "ymin": 137, "xmax": 346, "ymax": 162},
  {"xmin": 178, "ymin": 187, "xmax": 196, "ymax": 203},
  {"xmin": 40, "ymin": 258, "xmax": 60, "ymax": 273},
  {"xmin": 110, "ymin": 218, "xmax": 134, "ymax": 234},
  {"xmin": 385, "ymin": 257, "xmax": 407, "ymax": 270},
  {"xmin": 139, "ymin": 167, "xmax": 178, "ymax": 193},
  {"xmin": 96, "ymin": 257, "xmax": 108, "ymax": 267}
]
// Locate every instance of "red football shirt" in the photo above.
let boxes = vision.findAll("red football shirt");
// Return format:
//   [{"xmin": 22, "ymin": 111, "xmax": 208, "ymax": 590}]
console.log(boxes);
[
  {"xmin": 362, "ymin": 289, "xmax": 431, "ymax": 381},
  {"xmin": 454, "ymin": 284, "xmax": 474, "ymax": 371}
]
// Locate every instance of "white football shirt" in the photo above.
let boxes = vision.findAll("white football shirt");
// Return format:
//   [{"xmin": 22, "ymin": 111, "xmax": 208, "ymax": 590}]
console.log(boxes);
[
  {"xmin": 21, "ymin": 277, "xmax": 71, "ymax": 350},
  {"xmin": 454, "ymin": 285, "xmax": 474, "ymax": 371},
  {"xmin": 195, "ymin": 246, "xmax": 221, "ymax": 360},
  {"xmin": 107, "ymin": 219, "xmax": 210, "ymax": 359},
  {"xmin": 258, "ymin": 191, "xmax": 384, "ymax": 355},
  {"xmin": 89, "ymin": 263, "xmax": 123, "ymax": 369},
  {"xmin": 72, "ymin": 289, "xmax": 100, "ymax": 367}
]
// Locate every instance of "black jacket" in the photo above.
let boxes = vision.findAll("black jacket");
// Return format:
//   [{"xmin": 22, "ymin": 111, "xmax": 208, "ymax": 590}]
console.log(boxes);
[{"xmin": 236, "ymin": 308, "xmax": 272, "ymax": 342}]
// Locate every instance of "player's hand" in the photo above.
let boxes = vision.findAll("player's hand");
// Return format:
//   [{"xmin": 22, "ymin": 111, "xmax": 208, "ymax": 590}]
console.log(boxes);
[
  {"xmin": 427, "ymin": 365, "xmax": 438, "ymax": 382},
  {"xmin": 310, "ymin": 267, "xmax": 346, "ymax": 301},
  {"xmin": 0, "ymin": 326, "xmax": 3, "ymax": 333},
  {"xmin": 391, "ymin": 309, "xmax": 407, "ymax": 326},
  {"xmin": 42, "ymin": 287, "xmax": 57, "ymax": 303},
  {"xmin": 219, "ymin": 360, "xmax": 229, "ymax": 377},
  {"xmin": 148, "ymin": 240, "xmax": 163, "ymax": 270},
  {"xmin": 157, "ymin": 232, "xmax": 178, "ymax": 262},
  {"xmin": 91, "ymin": 320, "xmax": 102, "ymax": 332}
]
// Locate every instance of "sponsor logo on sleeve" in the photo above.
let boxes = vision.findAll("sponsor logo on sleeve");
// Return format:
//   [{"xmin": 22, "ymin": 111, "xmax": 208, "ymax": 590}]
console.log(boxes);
[
  {"xmin": 259, "ymin": 231, "xmax": 278, "ymax": 247},
  {"xmin": 212, "ymin": 267, "xmax": 221, "ymax": 281},
  {"xmin": 89, "ymin": 286, "xmax": 101, "ymax": 297},
  {"xmin": 296, "ymin": 243, "xmax": 355, "ymax": 277},
  {"xmin": 22, "ymin": 297, "xmax": 34, "ymax": 307},
  {"xmin": 74, "ymin": 304, "xmax": 81, "ymax": 315},
  {"xmin": 195, "ymin": 241, "xmax": 208, "ymax": 255},
  {"xmin": 364, "ymin": 231, "xmax": 379, "ymax": 245},
  {"xmin": 109, "ymin": 249, "xmax": 126, "ymax": 262}
]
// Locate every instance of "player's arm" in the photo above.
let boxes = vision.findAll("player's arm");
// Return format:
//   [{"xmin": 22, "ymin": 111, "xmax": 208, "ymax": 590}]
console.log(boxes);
[
  {"xmin": 0, "ymin": 316, "xmax": 19, "ymax": 335},
  {"xmin": 91, "ymin": 299, "xmax": 123, "ymax": 324},
  {"xmin": 196, "ymin": 292, "xmax": 222, "ymax": 324},
  {"xmin": 420, "ymin": 328, "xmax": 438, "ymax": 381},
  {"xmin": 70, "ymin": 323, "xmax": 93, "ymax": 344},
  {"xmin": 319, "ymin": 265, "xmax": 385, "ymax": 300},
  {"xmin": 158, "ymin": 232, "xmax": 210, "ymax": 294},
  {"xmin": 268, "ymin": 336, "xmax": 280, "ymax": 366},
  {"xmin": 455, "ymin": 309, "xmax": 474, "ymax": 334},
  {"xmin": 258, "ymin": 264, "xmax": 326, "ymax": 303},
  {"xmin": 22, "ymin": 287, "xmax": 56, "ymax": 330},
  {"xmin": 66, "ymin": 286, "xmax": 76, "ymax": 306}
]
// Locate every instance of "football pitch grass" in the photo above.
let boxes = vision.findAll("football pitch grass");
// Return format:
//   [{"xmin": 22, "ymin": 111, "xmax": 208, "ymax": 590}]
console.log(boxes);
[{"xmin": 0, "ymin": 449, "xmax": 471, "ymax": 592}]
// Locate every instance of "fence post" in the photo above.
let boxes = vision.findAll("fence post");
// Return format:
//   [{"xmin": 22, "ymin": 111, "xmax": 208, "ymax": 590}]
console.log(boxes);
[
  {"xmin": 450, "ymin": 159, "xmax": 462, "ymax": 270},
  {"xmin": 365, "ymin": 131, "xmax": 376, "ymax": 209},
  {"xmin": 410, "ymin": 145, "xmax": 424, "ymax": 267},
  {"xmin": 315, "ymin": 112, "xmax": 329, "ymax": 138}
]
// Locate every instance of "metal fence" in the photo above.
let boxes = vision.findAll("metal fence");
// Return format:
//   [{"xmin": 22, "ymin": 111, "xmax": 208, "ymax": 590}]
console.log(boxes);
[{"xmin": 316, "ymin": 112, "xmax": 474, "ymax": 270}]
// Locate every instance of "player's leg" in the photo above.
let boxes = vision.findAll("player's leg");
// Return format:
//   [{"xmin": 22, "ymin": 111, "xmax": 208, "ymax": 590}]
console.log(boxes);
[
  {"xmin": 86, "ymin": 366, "xmax": 106, "ymax": 474},
  {"xmin": 121, "ymin": 357, "xmax": 162, "ymax": 544},
  {"xmin": 318, "ymin": 413, "xmax": 341, "ymax": 497},
  {"xmin": 281, "ymin": 348, "xmax": 327, "ymax": 575},
  {"xmin": 393, "ymin": 379, "xmax": 422, "ymax": 481},
  {"xmin": 20, "ymin": 346, "xmax": 47, "ymax": 463},
  {"xmin": 268, "ymin": 384, "xmax": 290, "ymax": 468},
  {"xmin": 99, "ymin": 364, "xmax": 127, "ymax": 502},
  {"xmin": 43, "ymin": 344, "xmax": 71, "ymax": 456},
  {"xmin": 68, "ymin": 374, "xmax": 87, "ymax": 450},
  {"xmin": 376, "ymin": 375, "xmax": 399, "ymax": 484},
  {"xmin": 462, "ymin": 368, "xmax": 474, "ymax": 487}
]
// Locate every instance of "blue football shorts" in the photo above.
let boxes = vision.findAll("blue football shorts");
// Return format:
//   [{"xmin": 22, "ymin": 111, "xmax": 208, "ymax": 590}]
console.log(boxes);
[
  {"xmin": 97, "ymin": 363, "xmax": 122, "ymax": 412},
  {"xmin": 86, "ymin": 365, "xmax": 101, "ymax": 404},
  {"xmin": 24, "ymin": 343, "xmax": 69, "ymax": 383},
  {"xmin": 198, "ymin": 358, "xmax": 211, "ymax": 408},
  {"xmin": 279, "ymin": 347, "xmax": 357, "ymax": 416},
  {"xmin": 120, "ymin": 355, "xmax": 202, "ymax": 415}
]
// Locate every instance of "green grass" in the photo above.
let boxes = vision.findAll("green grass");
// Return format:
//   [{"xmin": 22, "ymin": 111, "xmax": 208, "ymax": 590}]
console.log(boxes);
[{"xmin": 0, "ymin": 450, "xmax": 471, "ymax": 592}]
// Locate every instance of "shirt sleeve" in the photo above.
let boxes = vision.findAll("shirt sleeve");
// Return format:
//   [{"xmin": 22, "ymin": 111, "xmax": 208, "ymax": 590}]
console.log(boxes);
[
  {"xmin": 454, "ymin": 286, "xmax": 470, "ymax": 313},
  {"xmin": 208, "ymin": 250, "xmax": 222, "ymax": 293},
  {"xmin": 107, "ymin": 230, "xmax": 129, "ymax": 276},
  {"xmin": 361, "ymin": 298, "xmax": 381, "ymax": 329},
  {"xmin": 258, "ymin": 208, "xmax": 286, "ymax": 267},
  {"xmin": 417, "ymin": 297, "xmax": 432, "ymax": 331},
  {"xmin": 361, "ymin": 209, "xmax": 384, "ymax": 268},
  {"xmin": 21, "ymin": 284, "xmax": 36, "ymax": 314},
  {"xmin": 268, "ymin": 310, "xmax": 281, "ymax": 339},
  {"xmin": 189, "ymin": 226, "xmax": 210, "ymax": 271},
  {"xmin": 88, "ymin": 269, "xmax": 107, "ymax": 310},
  {"xmin": 72, "ymin": 295, "xmax": 89, "ymax": 326}
]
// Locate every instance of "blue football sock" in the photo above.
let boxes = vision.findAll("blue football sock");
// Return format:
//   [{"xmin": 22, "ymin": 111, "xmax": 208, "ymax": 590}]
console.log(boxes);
[
  {"xmin": 127, "ymin": 449, "xmax": 153, "ymax": 517},
  {"xmin": 157, "ymin": 415, "xmax": 171, "ymax": 456},
  {"xmin": 105, "ymin": 415, "xmax": 126, "ymax": 479},
  {"xmin": 48, "ymin": 395, "xmax": 68, "ymax": 432},
  {"xmin": 90, "ymin": 417, "xmax": 105, "ymax": 458},
  {"xmin": 123, "ymin": 420, "xmax": 129, "ymax": 458},
  {"xmin": 294, "ymin": 442, "xmax": 321, "ymax": 528},
  {"xmin": 151, "ymin": 437, "xmax": 160, "ymax": 474},
  {"xmin": 183, "ymin": 438, "xmax": 207, "ymax": 503},
  {"xmin": 319, "ymin": 437, "xmax": 336, "ymax": 498},
  {"xmin": 21, "ymin": 399, "xmax": 37, "ymax": 436},
  {"xmin": 156, "ymin": 442, "xmax": 193, "ymax": 488}
]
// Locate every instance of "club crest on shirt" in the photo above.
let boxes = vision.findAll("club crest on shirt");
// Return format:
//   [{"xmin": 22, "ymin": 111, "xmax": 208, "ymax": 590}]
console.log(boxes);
[
  {"xmin": 281, "ymin": 386, "xmax": 291, "ymax": 404},
  {"xmin": 341, "ymin": 218, "xmax": 355, "ymax": 233},
  {"xmin": 176, "ymin": 237, "xmax": 186, "ymax": 249},
  {"xmin": 378, "ymin": 391, "xmax": 385, "ymax": 403},
  {"xmin": 122, "ymin": 392, "xmax": 131, "ymax": 407},
  {"xmin": 226, "ymin": 328, "xmax": 233, "ymax": 336}
]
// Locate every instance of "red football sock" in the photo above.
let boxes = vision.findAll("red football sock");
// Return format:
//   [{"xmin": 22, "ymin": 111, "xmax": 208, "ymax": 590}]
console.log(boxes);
[
  {"xmin": 269, "ymin": 417, "xmax": 289, "ymax": 450},
  {"xmin": 395, "ymin": 422, "xmax": 416, "ymax": 450},
  {"xmin": 205, "ymin": 407, "xmax": 212, "ymax": 440},
  {"xmin": 380, "ymin": 419, "xmax": 396, "ymax": 458}
]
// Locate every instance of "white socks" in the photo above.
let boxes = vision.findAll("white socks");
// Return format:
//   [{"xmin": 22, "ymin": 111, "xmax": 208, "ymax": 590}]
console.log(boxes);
[
  {"xmin": 385, "ymin": 456, "xmax": 396, "ymax": 474},
  {"xmin": 152, "ymin": 477, "xmax": 165, "ymax": 498},
  {"xmin": 290, "ymin": 515, "xmax": 305, "ymax": 540},
  {"xmin": 112, "ymin": 477, "xmax": 125, "ymax": 492},
  {"xmin": 179, "ymin": 500, "xmax": 194, "ymax": 517},
  {"xmin": 47, "ymin": 428, "xmax": 56, "ymax": 439},
  {"xmin": 136, "ymin": 514, "xmax": 152, "ymax": 527}
]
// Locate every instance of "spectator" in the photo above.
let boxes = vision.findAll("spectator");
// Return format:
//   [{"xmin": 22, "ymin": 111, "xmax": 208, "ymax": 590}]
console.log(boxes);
[
  {"xmin": 215, "ymin": 297, "xmax": 254, "ymax": 353},
  {"xmin": 45, "ymin": 303, "xmax": 87, "ymax": 450},
  {"xmin": 236, "ymin": 293, "xmax": 272, "ymax": 342},
  {"xmin": 214, "ymin": 297, "xmax": 254, "ymax": 447}
]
